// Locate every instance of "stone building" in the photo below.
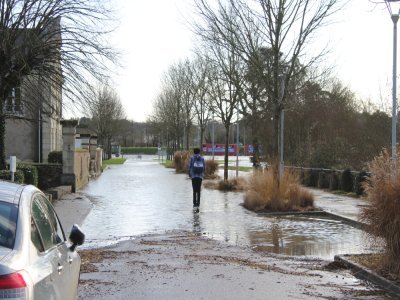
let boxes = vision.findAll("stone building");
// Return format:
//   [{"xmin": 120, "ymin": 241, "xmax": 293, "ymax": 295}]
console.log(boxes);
[{"xmin": 4, "ymin": 18, "xmax": 62, "ymax": 163}]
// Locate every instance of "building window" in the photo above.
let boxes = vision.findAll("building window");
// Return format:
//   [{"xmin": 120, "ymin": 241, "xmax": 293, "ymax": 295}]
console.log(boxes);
[{"xmin": 4, "ymin": 87, "xmax": 23, "ymax": 115}]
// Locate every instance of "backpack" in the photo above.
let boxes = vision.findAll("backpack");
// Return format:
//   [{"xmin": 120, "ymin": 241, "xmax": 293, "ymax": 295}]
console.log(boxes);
[{"xmin": 192, "ymin": 156, "xmax": 204, "ymax": 174}]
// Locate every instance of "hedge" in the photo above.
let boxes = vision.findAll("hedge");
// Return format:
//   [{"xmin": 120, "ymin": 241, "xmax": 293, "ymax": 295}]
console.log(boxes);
[
  {"xmin": 48, "ymin": 151, "xmax": 62, "ymax": 164},
  {"xmin": 0, "ymin": 170, "xmax": 24, "ymax": 184},
  {"xmin": 329, "ymin": 171, "xmax": 340, "ymax": 190},
  {"xmin": 341, "ymin": 169, "xmax": 354, "ymax": 192},
  {"xmin": 121, "ymin": 147, "xmax": 158, "ymax": 155},
  {"xmin": 354, "ymin": 170, "xmax": 370, "ymax": 196},
  {"xmin": 17, "ymin": 163, "xmax": 38, "ymax": 186}
]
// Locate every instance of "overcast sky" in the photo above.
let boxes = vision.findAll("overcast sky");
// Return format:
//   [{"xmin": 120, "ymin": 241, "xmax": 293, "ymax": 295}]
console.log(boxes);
[{"xmin": 109, "ymin": 0, "xmax": 396, "ymax": 122}]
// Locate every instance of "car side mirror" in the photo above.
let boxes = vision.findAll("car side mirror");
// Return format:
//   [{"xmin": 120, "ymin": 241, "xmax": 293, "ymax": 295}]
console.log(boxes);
[{"xmin": 69, "ymin": 224, "xmax": 85, "ymax": 251}]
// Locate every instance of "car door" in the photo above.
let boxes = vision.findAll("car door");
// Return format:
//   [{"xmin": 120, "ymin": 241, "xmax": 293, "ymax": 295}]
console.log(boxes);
[
  {"xmin": 30, "ymin": 194, "xmax": 76, "ymax": 300},
  {"xmin": 38, "ymin": 195, "xmax": 81, "ymax": 299}
]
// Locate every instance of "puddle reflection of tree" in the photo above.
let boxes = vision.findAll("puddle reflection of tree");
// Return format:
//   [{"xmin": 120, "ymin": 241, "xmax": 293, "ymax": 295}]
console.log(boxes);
[
  {"xmin": 271, "ymin": 223, "xmax": 283, "ymax": 253},
  {"xmin": 249, "ymin": 220, "xmax": 326, "ymax": 256}
]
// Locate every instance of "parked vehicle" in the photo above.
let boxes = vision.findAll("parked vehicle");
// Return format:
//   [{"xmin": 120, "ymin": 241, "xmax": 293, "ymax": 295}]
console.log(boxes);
[{"xmin": 0, "ymin": 181, "xmax": 85, "ymax": 299}]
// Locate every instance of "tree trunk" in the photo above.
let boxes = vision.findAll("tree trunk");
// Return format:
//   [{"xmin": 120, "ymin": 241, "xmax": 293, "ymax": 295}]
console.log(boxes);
[
  {"xmin": 0, "ymin": 110, "xmax": 5, "ymax": 169},
  {"xmin": 223, "ymin": 125, "xmax": 230, "ymax": 181},
  {"xmin": 185, "ymin": 124, "xmax": 191, "ymax": 151},
  {"xmin": 272, "ymin": 107, "xmax": 280, "ymax": 163},
  {"xmin": 200, "ymin": 125, "xmax": 205, "ymax": 153}
]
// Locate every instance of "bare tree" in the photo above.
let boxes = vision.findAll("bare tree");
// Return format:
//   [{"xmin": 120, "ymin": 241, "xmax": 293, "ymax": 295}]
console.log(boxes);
[
  {"xmin": 203, "ymin": 46, "xmax": 244, "ymax": 181},
  {"xmin": 193, "ymin": 2, "xmax": 246, "ymax": 181},
  {"xmin": 189, "ymin": 54, "xmax": 214, "ymax": 150},
  {"xmin": 89, "ymin": 85, "xmax": 125, "ymax": 160},
  {"xmin": 180, "ymin": 59, "xmax": 197, "ymax": 150},
  {"xmin": 252, "ymin": 0, "xmax": 343, "ymax": 159},
  {"xmin": 192, "ymin": 0, "xmax": 343, "ymax": 163},
  {"xmin": 150, "ymin": 87, "xmax": 179, "ymax": 159},
  {"xmin": 0, "ymin": 0, "xmax": 117, "ymax": 168}
]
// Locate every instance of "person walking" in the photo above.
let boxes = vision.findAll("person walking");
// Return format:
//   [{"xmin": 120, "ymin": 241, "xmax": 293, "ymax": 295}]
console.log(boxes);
[{"xmin": 188, "ymin": 148, "xmax": 205, "ymax": 213}]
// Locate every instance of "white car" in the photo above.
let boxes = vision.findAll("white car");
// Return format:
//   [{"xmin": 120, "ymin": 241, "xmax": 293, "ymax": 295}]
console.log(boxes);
[{"xmin": 0, "ymin": 181, "xmax": 84, "ymax": 299}]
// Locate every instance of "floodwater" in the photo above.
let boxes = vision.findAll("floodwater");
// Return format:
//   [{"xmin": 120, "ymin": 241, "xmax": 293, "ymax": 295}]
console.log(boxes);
[{"xmin": 80, "ymin": 155, "xmax": 375, "ymax": 260}]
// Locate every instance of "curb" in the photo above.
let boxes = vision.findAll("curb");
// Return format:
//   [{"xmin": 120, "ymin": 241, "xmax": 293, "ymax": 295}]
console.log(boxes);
[
  {"xmin": 321, "ymin": 211, "xmax": 365, "ymax": 230},
  {"xmin": 257, "ymin": 210, "xmax": 365, "ymax": 230},
  {"xmin": 334, "ymin": 254, "xmax": 400, "ymax": 299}
]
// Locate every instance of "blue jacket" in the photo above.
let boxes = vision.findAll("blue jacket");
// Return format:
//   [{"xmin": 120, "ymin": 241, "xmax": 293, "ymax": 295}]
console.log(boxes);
[{"xmin": 188, "ymin": 154, "xmax": 205, "ymax": 179}]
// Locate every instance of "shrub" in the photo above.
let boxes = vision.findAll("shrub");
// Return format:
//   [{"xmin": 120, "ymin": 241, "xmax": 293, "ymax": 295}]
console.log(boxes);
[
  {"xmin": 17, "ymin": 164, "xmax": 38, "ymax": 186},
  {"xmin": 299, "ymin": 168, "xmax": 307, "ymax": 185},
  {"xmin": 354, "ymin": 170, "xmax": 369, "ymax": 196},
  {"xmin": 329, "ymin": 171, "xmax": 340, "ymax": 190},
  {"xmin": 0, "ymin": 170, "xmax": 24, "ymax": 184},
  {"xmin": 360, "ymin": 148, "xmax": 400, "ymax": 275},
  {"xmin": 243, "ymin": 168, "xmax": 314, "ymax": 212},
  {"xmin": 48, "ymin": 151, "xmax": 62, "ymax": 164},
  {"xmin": 217, "ymin": 177, "xmax": 247, "ymax": 191},
  {"xmin": 205, "ymin": 159, "xmax": 219, "ymax": 179},
  {"xmin": 173, "ymin": 151, "xmax": 191, "ymax": 174},
  {"xmin": 304, "ymin": 169, "xmax": 318, "ymax": 187},
  {"xmin": 317, "ymin": 171, "xmax": 329, "ymax": 189},
  {"xmin": 35, "ymin": 164, "xmax": 62, "ymax": 190},
  {"xmin": 341, "ymin": 168, "xmax": 354, "ymax": 192}
]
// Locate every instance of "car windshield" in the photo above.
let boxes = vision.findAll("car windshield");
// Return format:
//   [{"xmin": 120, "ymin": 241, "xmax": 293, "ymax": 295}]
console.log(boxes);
[{"xmin": 0, "ymin": 201, "xmax": 18, "ymax": 249}]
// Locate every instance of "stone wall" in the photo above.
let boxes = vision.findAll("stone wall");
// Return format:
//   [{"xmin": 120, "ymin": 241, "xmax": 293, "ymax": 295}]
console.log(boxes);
[
  {"xmin": 90, "ymin": 148, "xmax": 103, "ymax": 178},
  {"xmin": 74, "ymin": 150, "xmax": 90, "ymax": 190}
]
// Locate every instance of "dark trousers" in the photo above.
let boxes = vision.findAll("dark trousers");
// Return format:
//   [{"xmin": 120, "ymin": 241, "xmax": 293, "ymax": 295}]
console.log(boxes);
[{"xmin": 192, "ymin": 177, "xmax": 202, "ymax": 207}]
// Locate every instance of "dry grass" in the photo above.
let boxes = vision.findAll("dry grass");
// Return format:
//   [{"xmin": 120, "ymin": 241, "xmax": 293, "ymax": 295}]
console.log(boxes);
[
  {"xmin": 173, "ymin": 151, "xmax": 191, "ymax": 174},
  {"xmin": 203, "ymin": 176, "xmax": 247, "ymax": 191},
  {"xmin": 243, "ymin": 168, "xmax": 314, "ymax": 212},
  {"xmin": 218, "ymin": 177, "xmax": 248, "ymax": 191},
  {"xmin": 205, "ymin": 159, "xmax": 219, "ymax": 179},
  {"xmin": 360, "ymin": 148, "xmax": 400, "ymax": 276}
]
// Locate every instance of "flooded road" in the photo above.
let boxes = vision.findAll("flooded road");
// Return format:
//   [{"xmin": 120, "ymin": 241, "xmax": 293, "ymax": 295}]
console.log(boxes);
[{"xmin": 80, "ymin": 155, "xmax": 373, "ymax": 259}]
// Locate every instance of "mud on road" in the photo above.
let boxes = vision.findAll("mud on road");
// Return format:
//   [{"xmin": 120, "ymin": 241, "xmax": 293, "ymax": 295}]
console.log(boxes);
[{"xmin": 77, "ymin": 231, "xmax": 387, "ymax": 300}]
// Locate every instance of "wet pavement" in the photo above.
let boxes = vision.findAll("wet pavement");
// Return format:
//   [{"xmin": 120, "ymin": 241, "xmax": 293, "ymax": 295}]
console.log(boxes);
[{"xmin": 79, "ymin": 155, "xmax": 376, "ymax": 260}]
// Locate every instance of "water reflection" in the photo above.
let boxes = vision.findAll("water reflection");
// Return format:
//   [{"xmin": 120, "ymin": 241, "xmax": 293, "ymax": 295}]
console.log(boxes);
[
  {"xmin": 81, "ymin": 155, "xmax": 376, "ymax": 259},
  {"xmin": 193, "ymin": 212, "xmax": 201, "ymax": 233}
]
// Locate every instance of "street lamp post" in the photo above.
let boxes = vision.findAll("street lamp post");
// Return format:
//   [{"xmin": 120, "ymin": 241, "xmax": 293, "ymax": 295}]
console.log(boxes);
[
  {"xmin": 387, "ymin": 0, "xmax": 400, "ymax": 159},
  {"xmin": 236, "ymin": 107, "xmax": 239, "ymax": 177},
  {"xmin": 212, "ymin": 112, "xmax": 215, "ymax": 160},
  {"xmin": 392, "ymin": 12, "xmax": 399, "ymax": 160},
  {"xmin": 278, "ymin": 73, "xmax": 286, "ymax": 179}
]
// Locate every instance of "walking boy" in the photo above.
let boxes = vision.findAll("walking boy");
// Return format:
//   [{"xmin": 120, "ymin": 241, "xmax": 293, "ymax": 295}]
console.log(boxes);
[{"xmin": 188, "ymin": 148, "xmax": 205, "ymax": 212}]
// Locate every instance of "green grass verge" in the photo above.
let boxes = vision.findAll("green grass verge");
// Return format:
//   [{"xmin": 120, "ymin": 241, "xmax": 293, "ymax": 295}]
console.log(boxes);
[
  {"xmin": 102, "ymin": 158, "xmax": 127, "ymax": 165},
  {"xmin": 121, "ymin": 147, "xmax": 158, "ymax": 155},
  {"xmin": 161, "ymin": 160, "xmax": 174, "ymax": 168},
  {"xmin": 227, "ymin": 166, "xmax": 252, "ymax": 172}
]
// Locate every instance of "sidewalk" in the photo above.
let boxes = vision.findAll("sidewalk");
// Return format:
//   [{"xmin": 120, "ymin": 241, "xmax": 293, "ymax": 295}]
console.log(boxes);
[
  {"xmin": 311, "ymin": 188, "xmax": 367, "ymax": 224},
  {"xmin": 53, "ymin": 192, "xmax": 92, "ymax": 237},
  {"xmin": 311, "ymin": 189, "xmax": 400, "ymax": 298}
]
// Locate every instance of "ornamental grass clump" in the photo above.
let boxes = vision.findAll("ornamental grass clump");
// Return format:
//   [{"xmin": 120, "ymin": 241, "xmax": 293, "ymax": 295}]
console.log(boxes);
[
  {"xmin": 360, "ymin": 148, "xmax": 400, "ymax": 276},
  {"xmin": 173, "ymin": 151, "xmax": 191, "ymax": 174},
  {"xmin": 204, "ymin": 159, "xmax": 219, "ymax": 179},
  {"xmin": 243, "ymin": 168, "xmax": 314, "ymax": 212}
]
